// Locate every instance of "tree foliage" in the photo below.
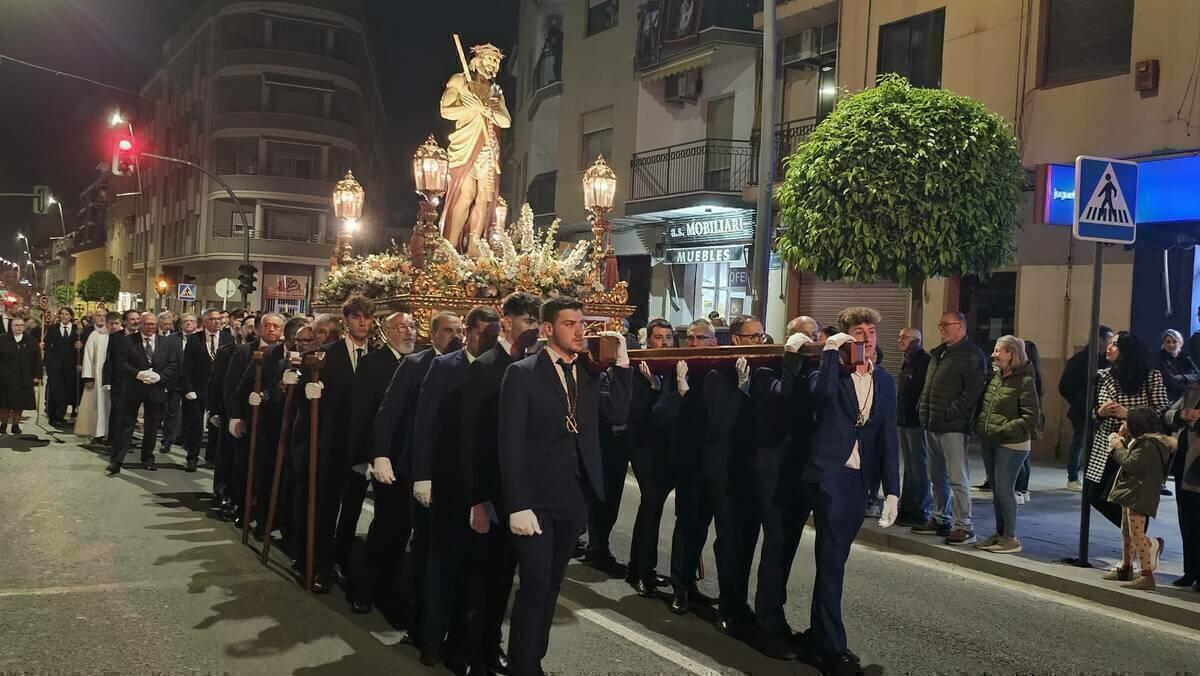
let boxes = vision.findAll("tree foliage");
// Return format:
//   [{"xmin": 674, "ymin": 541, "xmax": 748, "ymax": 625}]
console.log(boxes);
[
  {"xmin": 776, "ymin": 75, "xmax": 1024, "ymax": 288},
  {"xmin": 78, "ymin": 270, "xmax": 121, "ymax": 303},
  {"xmin": 52, "ymin": 281, "xmax": 75, "ymax": 308}
]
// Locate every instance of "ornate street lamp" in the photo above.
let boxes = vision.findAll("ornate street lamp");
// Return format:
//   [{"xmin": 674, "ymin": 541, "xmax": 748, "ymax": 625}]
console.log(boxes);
[
  {"xmin": 331, "ymin": 170, "xmax": 365, "ymax": 272},
  {"xmin": 582, "ymin": 155, "xmax": 618, "ymax": 288},
  {"xmin": 411, "ymin": 135, "xmax": 449, "ymax": 267}
]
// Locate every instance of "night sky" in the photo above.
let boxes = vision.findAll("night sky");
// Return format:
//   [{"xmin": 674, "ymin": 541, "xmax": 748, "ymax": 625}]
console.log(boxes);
[{"xmin": 0, "ymin": 0, "xmax": 518, "ymax": 263}]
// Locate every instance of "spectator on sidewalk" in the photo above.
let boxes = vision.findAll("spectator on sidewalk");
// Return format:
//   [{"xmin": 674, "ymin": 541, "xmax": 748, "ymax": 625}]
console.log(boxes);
[
  {"xmin": 1160, "ymin": 381, "xmax": 1200, "ymax": 592},
  {"xmin": 974, "ymin": 335, "xmax": 1040, "ymax": 555},
  {"xmin": 1103, "ymin": 407, "xmax": 1173, "ymax": 590},
  {"xmin": 896, "ymin": 327, "xmax": 932, "ymax": 527},
  {"xmin": 1158, "ymin": 329, "xmax": 1198, "ymax": 404},
  {"xmin": 1186, "ymin": 304, "xmax": 1200, "ymax": 368},
  {"xmin": 1089, "ymin": 332, "xmax": 1169, "ymax": 528},
  {"xmin": 1015, "ymin": 340, "xmax": 1045, "ymax": 505},
  {"xmin": 915, "ymin": 311, "xmax": 987, "ymax": 546},
  {"xmin": 1059, "ymin": 325, "xmax": 1114, "ymax": 492}
]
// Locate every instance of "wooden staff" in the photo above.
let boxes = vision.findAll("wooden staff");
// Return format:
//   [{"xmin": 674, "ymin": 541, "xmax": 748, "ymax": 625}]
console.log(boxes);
[
  {"xmin": 73, "ymin": 323, "xmax": 83, "ymax": 418},
  {"xmin": 241, "ymin": 350, "xmax": 265, "ymax": 546},
  {"xmin": 303, "ymin": 351, "xmax": 326, "ymax": 592},
  {"xmin": 261, "ymin": 353, "xmax": 301, "ymax": 565}
]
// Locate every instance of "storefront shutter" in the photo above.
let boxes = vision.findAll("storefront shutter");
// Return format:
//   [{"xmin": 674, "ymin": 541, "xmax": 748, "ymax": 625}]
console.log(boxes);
[{"xmin": 794, "ymin": 273, "xmax": 912, "ymax": 374}]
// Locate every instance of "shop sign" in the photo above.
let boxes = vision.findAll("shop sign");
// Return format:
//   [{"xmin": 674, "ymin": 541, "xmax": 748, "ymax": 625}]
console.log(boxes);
[
  {"xmin": 264, "ymin": 274, "xmax": 309, "ymax": 300},
  {"xmin": 727, "ymin": 267, "xmax": 749, "ymax": 288},
  {"xmin": 665, "ymin": 245, "xmax": 745, "ymax": 265},
  {"xmin": 663, "ymin": 213, "xmax": 754, "ymax": 246}
]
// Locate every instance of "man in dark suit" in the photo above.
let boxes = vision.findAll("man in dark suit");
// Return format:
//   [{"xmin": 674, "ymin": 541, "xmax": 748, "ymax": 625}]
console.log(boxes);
[
  {"xmin": 103, "ymin": 311, "xmax": 139, "ymax": 443},
  {"xmin": 106, "ymin": 312, "xmax": 182, "ymax": 475},
  {"xmin": 336, "ymin": 311, "xmax": 416, "ymax": 604},
  {"xmin": 158, "ymin": 311, "xmax": 195, "ymax": 456},
  {"xmin": 44, "ymin": 307, "xmax": 81, "ymax": 426},
  {"xmin": 459, "ymin": 292, "xmax": 540, "ymax": 675},
  {"xmin": 186, "ymin": 309, "xmax": 234, "ymax": 472},
  {"xmin": 499, "ymin": 297, "xmax": 632, "ymax": 676},
  {"xmin": 294, "ymin": 295, "xmax": 374, "ymax": 593},
  {"xmin": 352, "ymin": 311, "xmax": 462, "ymax": 626},
  {"xmin": 793, "ymin": 307, "xmax": 900, "ymax": 676},
  {"xmin": 224, "ymin": 313, "xmax": 285, "ymax": 529},
  {"xmin": 411, "ymin": 305, "xmax": 501, "ymax": 668}
]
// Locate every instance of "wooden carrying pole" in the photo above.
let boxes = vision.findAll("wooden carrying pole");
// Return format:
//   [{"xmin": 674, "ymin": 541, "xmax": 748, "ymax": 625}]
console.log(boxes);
[
  {"xmin": 453, "ymin": 34, "xmax": 472, "ymax": 82},
  {"xmin": 241, "ymin": 351, "xmax": 264, "ymax": 546},
  {"xmin": 261, "ymin": 354, "xmax": 301, "ymax": 565},
  {"xmin": 303, "ymin": 352, "xmax": 326, "ymax": 592}
]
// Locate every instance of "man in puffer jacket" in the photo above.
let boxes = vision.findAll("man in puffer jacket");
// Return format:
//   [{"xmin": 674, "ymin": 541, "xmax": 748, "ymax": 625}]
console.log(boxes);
[{"xmin": 914, "ymin": 311, "xmax": 987, "ymax": 546}]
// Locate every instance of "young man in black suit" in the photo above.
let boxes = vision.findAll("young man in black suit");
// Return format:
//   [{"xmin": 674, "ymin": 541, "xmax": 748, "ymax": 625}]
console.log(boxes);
[
  {"xmin": 459, "ymin": 292, "xmax": 541, "ymax": 676},
  {"xmin": 44, "ymin": 307, "xmax": 81, "ymax": 426},
  {"xmin": 411, "ymin": 305, "xmax": 502, "ymax": 668},
  {"xmin": 295, "ymin": 295, "xmax": 374, "ymax": 593},
  {"xmin": 498, "ymin": 297, "xmax": 632, "ymax": 676},
  {"xmin": 352, "ymin": 311, "xmax": 462, "ymax": 626},
  {"xmin": 186, "ymin": 309, "xmax": 234, "ymax": 471},
  {"xmin": 106, "ymin": 312, "xmax": 182, "ymax": 475}
]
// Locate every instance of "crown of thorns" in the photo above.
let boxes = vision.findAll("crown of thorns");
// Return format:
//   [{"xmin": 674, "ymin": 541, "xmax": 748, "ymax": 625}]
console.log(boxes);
[{"xmin": 471, "ymin": 44, "xmax": 505, "ymax": 61}]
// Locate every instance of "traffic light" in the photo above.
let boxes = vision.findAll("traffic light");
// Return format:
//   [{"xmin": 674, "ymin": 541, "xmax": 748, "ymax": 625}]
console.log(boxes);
[
  {"xmin": 182, "ymin": 274, "xmax": 196, "ymax": 284},
  {"xmin": 237, "ymin": 264, "xmax": 258, "ymax": 295},
  {"xmin": 111, "ymin": 131, "xmax": 136, "ymax": 177}
]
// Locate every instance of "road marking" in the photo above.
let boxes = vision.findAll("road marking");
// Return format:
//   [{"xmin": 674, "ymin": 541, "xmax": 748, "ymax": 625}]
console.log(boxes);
[{"xmin": 557, "ymin": 597, "xmax": 724, "ymax": 676}]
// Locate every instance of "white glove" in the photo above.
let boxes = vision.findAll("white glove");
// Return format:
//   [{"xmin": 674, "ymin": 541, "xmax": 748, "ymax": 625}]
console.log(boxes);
[
  {"xmin": 736, "ymin": 356, "xmax": 750, "ymax": 392},
  {"xmin": 639, "ymin": 361, "xmax": 660, "ymax": 390},
  {"xmin": 413, "ymin": 480, "xmax": 432, "ymax": 507},
  {"xmin": 372, "ymin": 457, "xmax": 396, "ymax": 485},
  {"xmin": 145, "ymin": 371, "xmax": 161, "ymax": 384},
  {"xmin": 676, "ymin": 360, "xmax": 689, "ymax": 396},
  {"xmin": 469, "ymin": 501, "xmax": 498, "ymax": 534},
  {"xmin": 136, "ymin": 369, "xmax": 154, "ymax": 383},
  {"xmin": 282, "ymin": 369, "xmax": 300, "ymax": 386},
  {"xmin": 103, "ymin": 384, "xmax": 112, "ymax": 391},
  {"xmin": 228, "ymin": 418, "xmax": 246, "ymax": 438},
  {"xmin": 304, "ymin": 382, "xmax": 323, "ymax": 400},
  {"xmin": 184, "ymin": 391, "xmax": 197, "ymax": 401},
  {"xmin": 509, "ymin": 509, "xmax": 543, "ymax": 536},
  {"xmin": 825, "ymin": 332, "xmax": 855, "ymax": 351},
  {"xmin": 248, "ymin": 392, "xmax": 263, "ymax": 407},
  {"xmin": 599, "ymin": 330, "xmax": 629, "ymax": 367},
  {"xmin": 878, "ymin": 494, "xmax": 900, "ymax": 528},
  {"xmin": 209, "ymin": 414, "xmax": 220, "ymax": 427},
  {"xmin": 785, "ymin": 332, "xmax": 812, "ymax": 353}
]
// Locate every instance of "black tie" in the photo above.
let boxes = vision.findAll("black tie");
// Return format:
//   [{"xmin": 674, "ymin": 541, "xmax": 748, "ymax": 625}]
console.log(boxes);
[
  {"xmin": 560, "ymin": 359, "xmax": 577, "ymax": 408},
  {"xmin": 209, "ymin": 335, "xmax": 216, "ymax": 359},
  {"xmin": 145, "ymin": 337, "xmax": 154, "ymax": 361}
]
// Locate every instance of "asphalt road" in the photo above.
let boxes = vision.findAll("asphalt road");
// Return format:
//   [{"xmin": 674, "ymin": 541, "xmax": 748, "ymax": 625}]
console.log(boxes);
[{"xmin": 2, "ymin": 423, "xmax": 1199, "ymax": 675}]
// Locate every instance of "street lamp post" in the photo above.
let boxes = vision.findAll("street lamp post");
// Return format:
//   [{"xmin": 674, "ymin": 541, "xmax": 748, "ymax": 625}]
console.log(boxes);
[
  {"xmin": 411, "ymin": 135, "xmax": 449, "ymax": 267},
  {"xmin": 45, "ymin": 196, "xmax": 67, "ymax": 237},
  {"xmin": 154, "ymin": 277, "xmax": 169, "ymax": 312},
  {"xmin": 331, "ymin": 170, "xmax": 365, "ymax": 272},
  {"xmin": 582, "ymin": 155, "xmax": 618, "ymax": 288},
  {"xmin": 111, "ymin": 112, "xmax": 149, "ymax": 301}
]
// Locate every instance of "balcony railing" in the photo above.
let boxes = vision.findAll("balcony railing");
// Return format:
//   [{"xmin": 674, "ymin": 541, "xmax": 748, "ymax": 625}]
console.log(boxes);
[
  {"xmin": 214, "ymin": 229, "xmax": 334, "ymax": 244},
  {"xmin": 630, "ymin": 139, "xmax": 755, "ymax": 201},
  {"xmin": 533, "ymin": 46, "xmax": 563, "ymax": 91},
  {"xmin": 749, "ymin": 116, "xmax": 817, "ymax": 184}
]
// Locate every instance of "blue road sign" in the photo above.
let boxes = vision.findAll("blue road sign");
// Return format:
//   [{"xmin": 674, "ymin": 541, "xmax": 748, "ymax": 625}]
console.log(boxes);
[
  {"xmin": 1073, "ymin": 155, "xmax": 1138, "ymax": 244},
  {"xmin": 177, "ymin": 283, "xmax": 197, "ymax": 302}
]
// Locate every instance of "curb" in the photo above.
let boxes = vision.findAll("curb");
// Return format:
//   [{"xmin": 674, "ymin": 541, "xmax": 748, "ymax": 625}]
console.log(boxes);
[{"xmin": 853, "ymin": 524, "xmax": 1200, "ymax": 629}]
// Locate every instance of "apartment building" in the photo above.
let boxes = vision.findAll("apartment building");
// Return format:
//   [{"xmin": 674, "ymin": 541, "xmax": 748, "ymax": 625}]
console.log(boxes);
[{"xmin": 126, "ymin": 0, "xmax": 387, "ymax": 313}]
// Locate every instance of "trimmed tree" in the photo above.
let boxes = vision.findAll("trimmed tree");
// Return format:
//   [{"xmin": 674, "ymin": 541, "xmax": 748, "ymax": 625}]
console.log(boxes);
[
  {"xmin": 78, "ymin": 270, "xmax": 121, "ymax": 304},
  {"xmin": 52, "ymin": 281, "xmax": 76, "ymax": 308},
  {"xmin": 776, "ymin": 74, "xmax": 1024, "ymax": 326}
]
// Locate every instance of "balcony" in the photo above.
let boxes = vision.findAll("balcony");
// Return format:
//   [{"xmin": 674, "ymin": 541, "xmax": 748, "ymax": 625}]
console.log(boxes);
[
  {"xmin": 629, "ymin": 139, "xmax": 755, "ymax": 205},
  {"xmin": 213, "ymin": 49, "xmax": 360, "ymax": 84},
  {"xmin": 749, "ymin": 116, "xmax": 817, "ymax": 184},
  {"xmin": 209, "ymin": 172, "xmax": 333, "ymax": 200},
  {"xmin": 211, "ymin": 112, "xmax": 362, "ymax": 147}
]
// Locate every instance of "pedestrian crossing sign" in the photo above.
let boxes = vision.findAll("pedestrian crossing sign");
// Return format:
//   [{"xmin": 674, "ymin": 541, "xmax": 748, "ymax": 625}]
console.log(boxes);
[
  {"xmin": 177, "ymin": 283, "xmax": 197, "ymax": 302},
  {"xmin": 1073, "ymin": 155, "xmax": 1138, "ymax": 244}
]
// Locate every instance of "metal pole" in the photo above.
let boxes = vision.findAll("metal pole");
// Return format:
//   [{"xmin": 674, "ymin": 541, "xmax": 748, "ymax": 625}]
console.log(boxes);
[
  {"xmin": 1076, "ymin": 241, "xmax": 1104, "ymax": 567},
  {"xmin": 141, "ymin": 152, "xmax": 252, "ymax": 306},
  {"xmin": 752, "ymin": 0, "xmax": 778, "ymax": 322},
  {"xmin": 54, "ymin": 202, "xmax": 66, "ymax": 237}
]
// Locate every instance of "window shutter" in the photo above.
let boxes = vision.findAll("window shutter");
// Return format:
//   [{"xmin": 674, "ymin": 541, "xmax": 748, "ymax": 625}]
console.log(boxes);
[
  {"xmin": 795, "ymin": 273, "xmax": 912, "ymax": 374},
  {"xmin": 1043, "ymin": 0, "xmax": 1134, "ymax": 86}
]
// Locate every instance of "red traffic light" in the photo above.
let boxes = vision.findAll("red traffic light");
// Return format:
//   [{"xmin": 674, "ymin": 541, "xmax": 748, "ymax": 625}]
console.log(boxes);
[
  {"xmin": 118, "ymin": 139, "xmax": 133, "ymax": 151},
  {"xmin": 111, "ymin": 131, "xmax": 136, "ymax": 177}
]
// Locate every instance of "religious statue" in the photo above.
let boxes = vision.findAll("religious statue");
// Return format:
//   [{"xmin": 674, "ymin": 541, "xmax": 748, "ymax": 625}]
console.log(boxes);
[{"xmin": 440, "ymin": 43, "xmax": 511, "ymax": 256}]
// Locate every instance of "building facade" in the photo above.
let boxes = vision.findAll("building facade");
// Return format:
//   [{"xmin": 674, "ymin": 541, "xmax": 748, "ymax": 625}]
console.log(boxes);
[{"xmin": 128, "ymin": 0, "xmax": 387, "ymax": 314}]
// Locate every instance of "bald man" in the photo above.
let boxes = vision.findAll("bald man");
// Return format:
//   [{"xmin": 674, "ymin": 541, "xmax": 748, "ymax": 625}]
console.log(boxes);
[
  {"xmin": 106, "ymin": 312, "xmax": 183, "ymax": 475},
  {"xmin": 785, "ymin": 316, "xmax": 818, "ymax": 341}
]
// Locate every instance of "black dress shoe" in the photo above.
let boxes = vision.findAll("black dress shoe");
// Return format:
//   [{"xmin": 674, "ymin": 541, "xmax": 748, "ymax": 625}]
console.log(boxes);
[
  {"xmin": 669, "ymin": 588, "xmax": 689, "ymax": 615},
  {"xmin": 334, "ymin": 563, "xmax": 349, "ymax": 586},
  {"xmin": 687, "ymin": 585, "xmax": 717, "ymax": 607},
  {"xmin": 486, "ymin": 649, "xmax": 509, "ymax": 674},
  {"xmin": 752, "ymin": 628, "xmax": 798, "ymax": 660},
  {"xmin": 142, "ymin": 460, "xmax": 157, "ymax": 471},
  {"xmin": 185, "ymin": 459, "xmax": 198, "ymax": 473},
  {"xmin": 311, "ymin": 574, "xmax": 332, "ymax": 595},
  {"xmin": 718, "ymin": 615, "xmax": 753, "ymax": 640},
  {"xmin": 350, "ymin": 598, "xmax": 372, "ymax": 614},
  {"xmin": 10, "ymin": 424, "xmax": 21, "ymax": 435},
  {"xmin": 822, "ymin": 651, "xmax": 864, "ymax": 676},
  {"xmin": 1172, "ymin": 574, "xmax": 1196, "ymax": 587},
  {"xmin": 105, "ymin": 463, "xmax": 121, "ymax": 476},
  {"xmin": 0, "ymin": 423, "xmax": 7, "ymax": 434},
  {"xmin": 419, "ymin": 644, "xmax": 440, "ymax": 666},
  {"xmin": 652, "ymin": 574, "xmax": 670, "ymax": 588},
  {"xmin": 632, "ymin": 578, "xmax": 656, "ymax": 598},
  {"xmin": 572, "ymin": 538, "xmax": 588, "ymax": 559}
]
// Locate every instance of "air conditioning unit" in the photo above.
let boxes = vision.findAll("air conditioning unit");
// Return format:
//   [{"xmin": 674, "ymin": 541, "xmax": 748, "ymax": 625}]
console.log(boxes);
[
  {"xmin": 665, "ymin": 70, "xmax": 701, "ymax": 104},
  {"xmin": 781, "ymin": 28, "xmax": 821, "ymax": 68}
]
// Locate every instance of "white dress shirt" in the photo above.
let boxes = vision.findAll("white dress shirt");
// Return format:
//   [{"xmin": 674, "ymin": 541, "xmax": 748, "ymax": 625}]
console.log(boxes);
[
  {"xmin": 846, "ymin": 364, "xmax": 875, "ymax": 470},
  {"xmin": 345, "ymin": 336, "xmax": 368, "ymax": 371},
  {"xmin": 546, "ymin": 344, "xmax": 578, "ymax": 397}
]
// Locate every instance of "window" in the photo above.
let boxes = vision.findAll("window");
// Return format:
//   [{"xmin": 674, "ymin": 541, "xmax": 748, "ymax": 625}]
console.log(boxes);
[
  {"xmin": 1041, "ymin": 0, "xmax": 1133, "ymax": 87},
  {"xmin": 267, "ymin": 141, "xmax": 320, "ymax": 179},
  {"xmin": 877, "ymin": 8, "xmax": 945, "ymax": 89},
  {"xmin": 705, "ymin": 96, "xmax": 734, "ymax": 190},
  {"xmin": 264, "ymin": 207, "xmax": 318, "ymax": 241},
  {"xmin": 527, "ymin": 171, "xmax": 558, "ymax": 216},
  {"xmin": 268, "ymin": 82, "xmax": 326, "ymax": 117},
  {"xmin": 580, "ymin": 106, "xmax": 614, "ymax": 170},
  {"xmin": 272, "ymin": 18, "xmax": 327, "ymax": 55},
  {"xmin": 586, "ymin": 0, "xmax": 619, "ymax": 36}
]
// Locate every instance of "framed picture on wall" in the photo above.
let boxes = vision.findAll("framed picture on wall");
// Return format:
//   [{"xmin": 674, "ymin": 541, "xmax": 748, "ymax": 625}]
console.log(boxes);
[{"xmin": 662, "ymin": 0, "xmax": 703, "ymax": 46}]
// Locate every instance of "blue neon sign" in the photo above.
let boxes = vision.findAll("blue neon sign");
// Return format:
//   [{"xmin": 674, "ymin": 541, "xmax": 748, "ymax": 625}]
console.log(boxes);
[{"xmin": 1041, "ymin": 155, "xmax": 1200, "ymax": 226}]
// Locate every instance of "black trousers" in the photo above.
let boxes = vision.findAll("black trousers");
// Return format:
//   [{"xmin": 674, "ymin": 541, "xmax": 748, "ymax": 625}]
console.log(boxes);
[
  {"xmin": 160, "ymin": 390, "xmax": 182, "ymax": 449},
  {"xmin": 46, "ymin": 367, "xmax": 76, "ymax": 421},
  {"xmin": 628, "ymin": 438, "xmax": 674, "ymax": 583},
  {"xmin": 289, "ymin": 450, "xmax": 344, "ymax": 578},
  {"xmin": 418, "ymin": 492, "xmax": 472, "ymax": 653},
  {"xmin": 669, "ymin": 453, "xmax": 712, "ymax": 591},
  {"xmin": 801, "ymin": 467, "xmax": 865, "ymax": 658},
  {"xmin": 354, "ymin": 476, "xmax": 413, "ymax": 608},
  {"xmin": 508, "ymin": 486, "xmax": 588, "ymax": 676},
  {"xmin": 179, "ymin": 397, "xmax": 205, "ymax": 462},
  {"xmin": 335, "ymin": 468, "xmax": 369, "ymax": 570},
  {"xmin": 213, "ymin": 420, "xmax": 236, "ymax": 495},
  {"xmin": 1086, "ymin": 459, "xmax": 1123, "ymax": 528},
  {"xmin": 465, "ymin": 517, "xmax": 517, "ymax": 666},
  {"xmin": 204, "ymin": 415, "xmax": 220, "ymax": 463},
  {"xmin": 587, "ymin": 427, "xmax": 630, "ymax": 555},
  {"xmin": 110, "ymin": 389, "xmax": 164, "ymax": 467},
  {"xmin": 754, "ymin": 446, "xmax": 806, "ymax": 635},
  {"xmin": 1178, "ymin": 473, "xmax": 1200, "ymax": 579}
]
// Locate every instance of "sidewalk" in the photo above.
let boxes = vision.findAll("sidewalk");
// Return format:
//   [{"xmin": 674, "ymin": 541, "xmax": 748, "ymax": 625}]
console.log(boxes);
[{"xmin": 855, "ymin": 455, "xmax": 1200, "ymax": 627}]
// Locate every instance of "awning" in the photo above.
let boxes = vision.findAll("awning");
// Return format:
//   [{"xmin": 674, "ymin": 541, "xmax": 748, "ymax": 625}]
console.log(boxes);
[{"xmin": 639, "ymin": 47, "xmax": 716, "ymax": 82}]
